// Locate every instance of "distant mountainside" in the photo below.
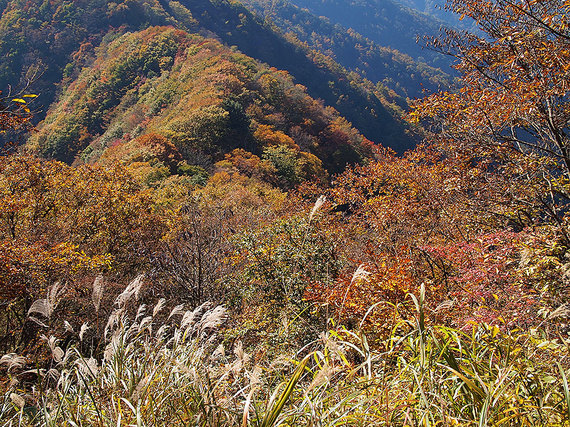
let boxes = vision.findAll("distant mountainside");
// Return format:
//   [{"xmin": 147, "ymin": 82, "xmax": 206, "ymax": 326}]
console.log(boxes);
[
  {"xmin": 393, "ymin": 0, "xmax": 478, "ymax": 32},
  {"xmin": 0, "ymin": 0, "xmax": 180, "ymax": 120},
  {"xmin": 170, "ymin": 0, "xmax": 417, "ymax": 151},
  {"xmin": 0, "ymin": 0, "xmax": 424, "ymax": 156},
  {"xmin": 241, "ymin": 0, "xmax": 452, "ymax": 98},
  {"xmin": 280, "ymin": 0, "xmax": 453, "ymax": 71},
  {"xmin": 28, "ymin": 26, "xmax": 381, "ymax": 183}
]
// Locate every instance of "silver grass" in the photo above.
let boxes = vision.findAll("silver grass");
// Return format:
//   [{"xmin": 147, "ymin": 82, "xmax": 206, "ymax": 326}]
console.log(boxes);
[
  {"xmin": 92, "ymin": 275, "xmax": 105, "ymax": 313},
  {"xmin": 62, "ymin": 347, "xmax": 75, "ymax": 365},
  {"xmin": 519, "ymin": 247, "xmax": 532, "ymax": 267},
  {"xmin": 9, "ymin": 393, "xmax": 25, "ymax": 409},
  {"xmin": 128, "ymin": 322, "xmax": 140, "ymax": 338},
  {"xmin": 548, "ymin": 303, "xmax": 570, "ymax": 319},
  {"xmin": 168, "ymin": 303, "xmax": 185, "ymax": 319},
  {"xmin": 181, "ymin": 302, "xmax": 212, "ymax": 330},
  {"xmin": 28, "ymin": 316, "xmax": 49, "ymax": 328},
  {"xmin": 75, "ymin": 357, "xmax": 99, "ymax": 378},
  {"xmin": 114, "ymin": 274, "xmax": 145, "ymax": 308},
  {"xmin": 21, "ymin": 368, "xmax": 45, "ymax": 377},
  {"xmin": 248, "ymin": 365, "xmax": 263, "ymax": 391},
  {"xmin": 268, "ymin": 354, "xmax": 290, "ymax": 370},
  {"xmin": 84, "ymin": 357, "xmax": 99, "ymax": 377},
  {"xmin": 132, "ymin": 376, "xmax": 151, "ymax": 401},
  {"xmin": 309, "ymin": 195, "xmax": 326, "ymax": 222},
  {"xmin": 42, "ymin": 335, "xmax": 64, "ymax": 363},
  {"xmin": 64, "ymin": 320, "xmax": 74, "ymax": 333},
  {"xmin": 48, "ymin": 281, "xmax": 66, "ymax": 314},
  {"xmin": 46, "ymin": 368, "xmax": 60, "ymax": 382},
  {"xmin": 320, "ymin": 332, "xmax": 343, "ymax": 361},
  {"xmin": 351, "ymin": 264, "xmax": 371, "ymax": 285},
  {"xmin": 138, "ymin": 315, "xmax": 153, "ymax": 333},
  {"xmin": 0, "ymin": 353, "xmax": 27, "ymax": 371},
  {"xmin": 103, "ymin": 343, "xmax": 114, "ymax": 362},
  {"xmin": 339, "ymin": 264, "xmax": 371, "ymax": 319},
  {"xmin": 104, "ymin": 308, "xmax": 124, "ymax": 339},
  {"xmin": 172, "ymin": 330, "xmax": 182, "ymax": 346},
  {"xmin": 27, "ymin": 299, "xmax": 49, "ymax": 318},
  {"xmin": 155, "ymin": 324, "xmax": 169, "ymax": 339},
  {"xmin": 79, "ymin": 323, "xmax": 90, "ymax": 342},
  {"xmin": 198, "ymin": 305, "xmax": 228, "ymax": 333},
  {"xmin": 180, "ymin": 310, "xmax": 196, "ymax": 330},
  {"xmin": 153, "ymin": 298, "xmax": 166, "ymax": 317},
  {"xmin": 135, "ymin": 304, "xmax": 147, "ymax": 321},
  {"xmin": 212, "ymin": 343, "xmax": 225, "ymax": 361},
  {"xmin": 28, "ymin": 281, "xmax": 66, "ymax": 320},
  {"xmin": 434, "ymin": 299, "xmax": 455, "ymax": 313},
  {"xmin": 250, "ymin": 365, "xmax": 262, "ymax": 389},
  {"xmin": 103, "ymin": 333, "xmax": 122, "ymax": 362},
  {"xmin": 232, "ymin": 341, "xmax": 250, "ymax": 374},
  {"xmin": 306, "ymin": 364, "xmax": 339, "ymax": 394}
]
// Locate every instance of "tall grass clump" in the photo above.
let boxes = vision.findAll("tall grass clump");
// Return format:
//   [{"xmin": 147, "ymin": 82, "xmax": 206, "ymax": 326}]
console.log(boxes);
[{"xmin": 1, "ymin": 281, "xmax": 569, "ymax": 426}]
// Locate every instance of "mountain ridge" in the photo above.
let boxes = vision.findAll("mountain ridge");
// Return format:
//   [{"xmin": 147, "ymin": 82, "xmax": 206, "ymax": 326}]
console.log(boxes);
[{"xmin": 0, "ymin": 0, "xmax": 442, "ymax": 157}]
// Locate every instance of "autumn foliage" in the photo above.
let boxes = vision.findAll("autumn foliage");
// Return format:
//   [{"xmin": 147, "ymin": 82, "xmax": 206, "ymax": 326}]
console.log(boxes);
[{"xmin": 1, "ymin": 0, "xmax": 570, "ymax": 424}]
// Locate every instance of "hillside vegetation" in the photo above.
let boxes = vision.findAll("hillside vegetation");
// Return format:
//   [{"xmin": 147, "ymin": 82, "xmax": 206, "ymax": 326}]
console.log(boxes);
[
  {"xmin": 28, "ymin": 26, "xmax": 376, "ymax": 180},
  {"xmin": 0, "ymin": 0, "xmax": 422, "ymax": 153},
  {"xmin": 241, "ymin": 0, "xmax": 452, "ymax": 98},
  {"xmin": 283, "ymin": 0, "xmax": 453, "ymax": 70},
  {"xmin": 1, "ymin": 0, "xmax": 570, "ymax": 425}
]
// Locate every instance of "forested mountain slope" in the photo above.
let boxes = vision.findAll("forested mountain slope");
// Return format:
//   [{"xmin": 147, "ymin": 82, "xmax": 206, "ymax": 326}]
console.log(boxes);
[
  {"xmin": 0, "ymin": 0, "xmax": 423, "ymax": 154},
  {"xmin": 241, "ymin": 0, "xmax": 452, "ymax": 98},
  {"xmin": 2, "ymin": 0, "xmax": 570, "ymax": 424},
  {"xmin": 280, "ymin": 0, "xmax": 453, "ymax": 70},
  {"xmin": 28, "ymin": 27, "xmax": 376, "ymax": 181}
]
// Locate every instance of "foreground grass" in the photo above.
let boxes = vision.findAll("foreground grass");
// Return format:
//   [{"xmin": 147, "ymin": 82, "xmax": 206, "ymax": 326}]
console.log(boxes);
[{"xmin": 1, "ymin": 287, "xmax": 569, "ymax": 426}]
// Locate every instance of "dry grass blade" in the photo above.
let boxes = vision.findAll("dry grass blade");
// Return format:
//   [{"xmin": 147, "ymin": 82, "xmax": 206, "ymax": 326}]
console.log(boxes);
[
  {"xmin": 0, "ymin": 353, "xmax": 27, "ymax": 371},
  {"xmin": 260, "ymin": 355, "xmax": 309, "ymax": 427},
  {"xmin": 559, "ymin": 363, "xmax": 570, "ymax": 421},
  {"xmin": 92, "ymin": 275, "xmax": 105, "ymax": 313},
  {"xmin": 548, "ymin": 304, "xmax": 570, "ymax": 319},
  {"xmin": 28, "ymin": 282, "xmax": 66, "ymax": 320},
  {"xmin": 309, "ymin": 195, "xmax": 326, "ymax": 222},
  {"xmin": 115, "ymin": 274, "xmax": 145, "ymax": 308}
]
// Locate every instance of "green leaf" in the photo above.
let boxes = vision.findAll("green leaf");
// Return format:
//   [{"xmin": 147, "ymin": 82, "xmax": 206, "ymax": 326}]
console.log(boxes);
[
  {"xmin": 260, "ymin": 355, "xmax": 309, "ymax": 427},
  {"xmin": 558, "ymin": 363, "xmax": 570, "ymax": 421}
]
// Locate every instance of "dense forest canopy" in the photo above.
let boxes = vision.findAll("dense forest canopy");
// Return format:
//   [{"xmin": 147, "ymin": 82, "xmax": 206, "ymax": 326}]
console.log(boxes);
[
  {"xmin": 0, "ymin": 0, "xmax": 425, "ymax": 154},
  {"xmin": 1, "ymin": 0, "xmax": 570, "ymax": 425}
]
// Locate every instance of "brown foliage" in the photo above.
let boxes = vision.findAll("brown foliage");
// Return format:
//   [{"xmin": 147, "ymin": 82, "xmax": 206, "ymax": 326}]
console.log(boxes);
[
  {"xmin": 411, "ymin": 0, "xmax": 570, "ymax": 236},
  {"xmin": 0, "ymin": 155, "xmax": 167, "ymax": 350}
]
